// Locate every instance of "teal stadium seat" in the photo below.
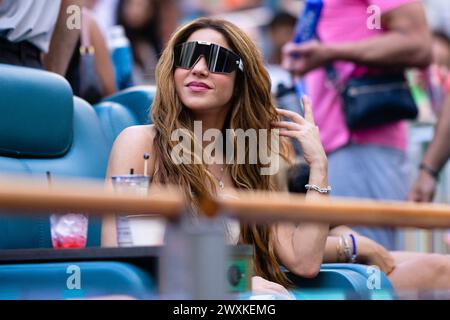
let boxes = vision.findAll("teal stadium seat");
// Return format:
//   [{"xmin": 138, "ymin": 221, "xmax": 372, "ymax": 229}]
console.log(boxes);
[
  {"xmin": 0, "ymin": 262, "xmax": 155, "ymax": 300},
  {"xmin": 94, "ymin": 86, "xmax": 156, "ymax": 148},
  {"xmin": 103, "ymin": 86, "xmax": 156, "ymax": 125},
  {"xmin": 287, "ymin": 264, "xmax": 396, "ymax": 300},
  {"xmin": 0, "ymin": 64, "xmax": 110, "ymax": 248}
]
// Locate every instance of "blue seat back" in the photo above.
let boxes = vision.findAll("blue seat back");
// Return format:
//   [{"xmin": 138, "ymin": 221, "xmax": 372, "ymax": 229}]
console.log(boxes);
[
  {"xmin": 95, "ymin": 86, "xmax": 156, "ymax": 148},
  {"xmin": 103, "ymin": 86, "xmax": 156, "ymax": 125},
  {"xmin": 320, "ymin": 263, "xmax": 396, "ymax": 299},
  {"xmin": 0, "ymin": 64, "xmax": 111, "ymax": 249},
  {"xmin": 94, "ymin": 101, "xmax": 140, "ymax": 148},
  {"xmin": 288, "ymin": 264, "xmax": 396, "ymax": 300},
  {"xmin": 0, "ymin": 262, "xmax": 155, "ymax": 299}
]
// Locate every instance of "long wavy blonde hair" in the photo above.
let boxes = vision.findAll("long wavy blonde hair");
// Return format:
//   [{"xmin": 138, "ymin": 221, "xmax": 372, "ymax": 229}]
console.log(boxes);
[{"xmin": 151, "ymin": 18, "xmax": 292, "ymax": 286}]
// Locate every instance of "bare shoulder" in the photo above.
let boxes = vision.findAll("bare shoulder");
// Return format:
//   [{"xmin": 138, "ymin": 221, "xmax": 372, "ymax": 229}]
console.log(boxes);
[
  {"xmin": 107, "ymin": 125, "xmax": 157, "ymax": 177},
  {"xmin": 111, "ymin": 125, "xmax": 155, "ymax": 157},
  {"xmin": 115, "ymin": 124, "xmax": 156, "ymax": 145}
]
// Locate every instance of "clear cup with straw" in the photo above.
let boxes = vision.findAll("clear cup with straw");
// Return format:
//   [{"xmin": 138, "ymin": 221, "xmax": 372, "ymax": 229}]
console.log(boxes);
[
  {"xmin": 47, "ymin": 172, "xmax": 89, "ymax": 249},
  {"xmin": 112, "ymin": 153, "xmax": 166, "ymax": 246}
]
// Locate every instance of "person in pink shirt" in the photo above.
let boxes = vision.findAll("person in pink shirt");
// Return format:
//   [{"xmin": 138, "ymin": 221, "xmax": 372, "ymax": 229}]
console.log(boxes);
[{"xmin": 282, "ymin": 0, "xmax": 432, "ymax": 250}]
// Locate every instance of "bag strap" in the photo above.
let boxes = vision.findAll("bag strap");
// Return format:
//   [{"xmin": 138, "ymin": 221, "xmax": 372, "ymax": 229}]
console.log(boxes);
[
  {"xmin": 80, "ymin": 7, "xmax": 94, "ymax": 55},
  {"xmin": 324, "ymin": 63, "xmax": 347, "ymax": 92}
]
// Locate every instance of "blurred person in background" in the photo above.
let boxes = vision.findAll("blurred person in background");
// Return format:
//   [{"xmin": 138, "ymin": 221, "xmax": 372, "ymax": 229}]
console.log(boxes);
[
  {"xmin": 65, "ymin": 5, "xmax": 117, "ymax": 104},
  {"xmin": 408, "ymin": 95, "xmax": 450, "ymax": 203},
  {"xmin": 432, "ymin": 31, "xmax": 450, "ymax": 69},
  {"xmin": 178, "ymin": 0, "xmax": 210, "ymax": 22},
  {"xmin": 0, "ymin": 0, "xmax": 81, "ymax": 75},
  {"xmin": 423, "ymin": 0, "xmax": 450, "ymax": 39},
  {"xmin": 158, "ymin": 0, "xmax": 181, "ymax": 45},
  {"xmin": 428, "ymin": 31, "xmax": 450, "ymax": 110},
  {"xmin": 116, "ymin": 0, "xmax": 163, "ymax": 85},
  {"xmin": 267, "ymin": 11, "xmax": 297, "ymax": 66},
  {"xmin": 282, "ymin": 0, "xmax": 432, "ymax": 250},
  {"xmin": 406, "ymin": 30, "xmax": 450, "ymax": 122},
  {"xmin": 85, "ymin": 0, "xmax": 120, "ymax": 39},
  {"xmin": 408, "ymin": 31, "xmax": 450, "ymax": 203},
  {"xmin": 265, "ymin": 11, "xmax": 302, "ymax": 155},
  {"xmin": 222, "ymin": 0, "xmax": 263, "ymax": 11},
  {"xmin": 189, "ymin": 0, "xmax": 263, "ymax": 15}
]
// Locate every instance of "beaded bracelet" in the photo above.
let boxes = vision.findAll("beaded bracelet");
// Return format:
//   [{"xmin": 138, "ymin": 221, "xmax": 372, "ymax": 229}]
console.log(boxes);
[{"xmin": 349, "ymin": 234, "xmax": 357, "ymax": 263}]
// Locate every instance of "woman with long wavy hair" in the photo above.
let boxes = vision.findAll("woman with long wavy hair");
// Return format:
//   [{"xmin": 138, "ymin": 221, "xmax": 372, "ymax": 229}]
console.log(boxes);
[{"xmin": 102, "ymin": 18, "xmax": 330, "ymax": 295}]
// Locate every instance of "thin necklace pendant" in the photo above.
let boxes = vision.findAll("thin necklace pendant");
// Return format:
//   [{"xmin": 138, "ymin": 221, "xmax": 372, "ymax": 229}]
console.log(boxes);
[
  {"xmin": 218, "ymin": 164, "xmax": 226, "ymax": 189},
  {"xmin": 208, "ymin": 163, "xmax": 226, "ymax": 190}
]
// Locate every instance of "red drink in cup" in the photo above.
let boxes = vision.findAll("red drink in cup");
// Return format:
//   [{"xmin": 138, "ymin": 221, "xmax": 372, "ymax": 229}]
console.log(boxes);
[
  {"xmin": 46, "ymin": 171, "xmax": 88, "ymax": 249},
  {"xmin": 50, "ymin": 213, "xmax": 88, "ymax": 249}
]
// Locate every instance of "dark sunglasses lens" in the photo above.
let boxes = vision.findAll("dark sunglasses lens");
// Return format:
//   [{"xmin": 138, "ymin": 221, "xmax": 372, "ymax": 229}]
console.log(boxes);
[
  {"xmin": 207, "ymin": 45, "xmax": 235, "ymax": 73},
  {"xmin": 175, "ymin": 42, "xmax": 201, "ymax": 69},
  {"xmin": 175, "ymin": 42, "xmax": 239, "ymax": 73}
]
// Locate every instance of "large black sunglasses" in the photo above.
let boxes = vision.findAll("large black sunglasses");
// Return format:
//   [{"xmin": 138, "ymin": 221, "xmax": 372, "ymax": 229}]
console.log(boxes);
[{"xmin": 174, "ymin": 41, "xmax": 244, "ymax": 74}]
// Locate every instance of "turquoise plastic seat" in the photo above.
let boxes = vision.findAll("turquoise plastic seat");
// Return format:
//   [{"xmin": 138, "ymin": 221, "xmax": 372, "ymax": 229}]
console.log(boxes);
[
  {"xmin": 287, "ymin": 264, "xmax": 396, "ymax": 300},
  {"xmin": 320, "ymin": 263, "xmax": 396, "ymax": 299},
  {"xmin": 0, "ymin": 64, "xmax": 111, "ymax": 249},
  {"xmin": 102, "ymin": 86, "xmax": 156, "ymax": 125},
  {"xmin": 95, "ymin": 86, "xmax": 156, "ymax": 147},
  {"xmin": 94, "ymin": 101, "xmax": 140, "ymax": 148},
  {"xmin": 238, "ymin": 263, "xmax": 396, "ymax": 300},
  {"xmin": 0, "ymin": 262, "xmax": 155, "ymax": 300}
]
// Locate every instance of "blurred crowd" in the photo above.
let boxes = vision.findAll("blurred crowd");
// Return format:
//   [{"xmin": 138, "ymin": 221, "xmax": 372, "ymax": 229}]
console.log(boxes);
[{"xmin": 1, "ymin": 1, "xmax": 448, "ymax": 104}]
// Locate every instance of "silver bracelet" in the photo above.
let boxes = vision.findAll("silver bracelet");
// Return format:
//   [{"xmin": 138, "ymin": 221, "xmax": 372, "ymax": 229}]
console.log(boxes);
[
  {"xmin": 305, "ymin": 184, "xmax": 332, "ymax": 194},
  {"xmin": 341, "ymin": 235, "xmax": 352, "ymax": 263}
]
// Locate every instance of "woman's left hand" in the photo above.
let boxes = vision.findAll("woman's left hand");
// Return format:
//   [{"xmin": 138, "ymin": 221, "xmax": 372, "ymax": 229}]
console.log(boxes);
[{"xmin": 272, "ymin": 96, "xmax": 327, "ymax": 169}]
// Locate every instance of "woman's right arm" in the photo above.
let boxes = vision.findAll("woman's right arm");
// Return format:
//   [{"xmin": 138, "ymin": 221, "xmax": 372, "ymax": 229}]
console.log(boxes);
[
  {"xmin": 101, "ymin": 125, "xmax": 156, "ymax": 247},
  {"xmin": 271, "ymin": 97, "xmax": 330, "ymax": 278},
  {"xmin": 273, "ymin": 164, "xmax": 330, "ymax": 278}
]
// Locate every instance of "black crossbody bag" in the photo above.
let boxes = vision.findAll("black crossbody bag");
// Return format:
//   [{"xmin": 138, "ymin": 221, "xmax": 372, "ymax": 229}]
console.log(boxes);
[{"xmin": 326, "ymin": 65, "xmax": 418, "ymax": 130}]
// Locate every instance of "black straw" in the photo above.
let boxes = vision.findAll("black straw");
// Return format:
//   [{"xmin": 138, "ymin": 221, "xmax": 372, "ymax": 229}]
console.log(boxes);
[{"xmin": 46, "ymin": 171, "xmax": 52, "ymax": 186}]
